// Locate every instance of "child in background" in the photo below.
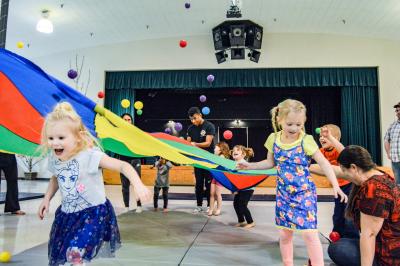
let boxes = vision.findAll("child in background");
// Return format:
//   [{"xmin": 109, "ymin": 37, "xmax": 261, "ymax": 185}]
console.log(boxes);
[
  {"xmin": 237, "ymin": 99, "xmax": 347, "ymax": 266},
  {"xmin": 208, "ymin": 141, "xmax": 230, "ymax": 216},
  {"xmin": 232, "ymin": 145, "xmax": 256, "ymax": 229},
  {"xmin": 152, "ymin": 157, "xmax": 172, "ymax": 212},
  {"xmin": 310, "ymin": 124, "xmax": 359, "ymax": 238},
  {"xmin": 37, "ymin": 102, "xmax": 151, "ymax": 266}
]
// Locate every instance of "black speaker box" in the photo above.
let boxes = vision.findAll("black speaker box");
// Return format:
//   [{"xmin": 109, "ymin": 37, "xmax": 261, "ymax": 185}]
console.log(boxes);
[
  {"xmin": 229, "ymin": 25, "xmax": 245, "ymax": 47},
  {"xmin": 231, "ymin": 48, "xmax": 245, "ymax": 60},
  {"xmin": 212, "ymin": 26, "xmax": 230, "ymax": 50},
  {"xmin": 245, "ymin": 25, "xmax": 263, "ymax": 49}
]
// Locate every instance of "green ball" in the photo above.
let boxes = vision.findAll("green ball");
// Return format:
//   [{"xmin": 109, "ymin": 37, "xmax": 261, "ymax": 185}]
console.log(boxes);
[
  {"xmin": 136, "ymin": 109, "xmax": 143, "ymax": 116},
  {"xmin": 315, "ymin": 127, "xmax": 321, "ymax": 134}
]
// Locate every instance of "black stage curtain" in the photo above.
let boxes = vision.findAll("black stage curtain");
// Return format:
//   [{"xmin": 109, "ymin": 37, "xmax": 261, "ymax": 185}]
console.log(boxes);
[{"xmin": 133, "ymin": 87, "xmax": 340, "ymax": 162}]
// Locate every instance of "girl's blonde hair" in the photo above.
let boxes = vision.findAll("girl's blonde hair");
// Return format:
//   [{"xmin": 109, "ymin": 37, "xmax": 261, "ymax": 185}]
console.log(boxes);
[
  {"xmin": 40, "ymin": 102, "xmax": 99, "ymax": 156},
  {"xmin": 270, "ymin": 99, "xmax": 307, "ymax": 133},
  {"xmin": 232, "ymin": 145, "xmax": 254, "ymax": 161},
  {"xmin": 216, "ymin": 141, "xmax": 230, "ymax": 159}
]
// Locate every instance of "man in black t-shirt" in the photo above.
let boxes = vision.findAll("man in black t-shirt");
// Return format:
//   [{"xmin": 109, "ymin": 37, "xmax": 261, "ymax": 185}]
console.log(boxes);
[{"xmin": 186, "ymin": 107, "xmax": 216, "ymax": 213}]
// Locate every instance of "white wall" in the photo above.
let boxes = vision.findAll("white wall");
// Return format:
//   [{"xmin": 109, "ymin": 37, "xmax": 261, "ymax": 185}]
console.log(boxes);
[{"xmin": 25, "ymin": 32, "xmax": 400, "ymax": 169}]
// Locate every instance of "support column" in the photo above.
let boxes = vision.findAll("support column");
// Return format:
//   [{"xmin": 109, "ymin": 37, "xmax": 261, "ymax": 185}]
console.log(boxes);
[{"xmin": 0, "ymin": 0, "xmax": 10, "ymax": 48}]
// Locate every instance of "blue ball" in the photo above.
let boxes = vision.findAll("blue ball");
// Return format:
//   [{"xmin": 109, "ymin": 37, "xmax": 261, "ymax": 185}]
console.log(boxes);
[
  {"xmin": 202, "ymin": 106, "xmax": 210, "ymax": 115},
  {"xmin": 185, "ymin": 2, "xmax": 190, "ymax": 8}
]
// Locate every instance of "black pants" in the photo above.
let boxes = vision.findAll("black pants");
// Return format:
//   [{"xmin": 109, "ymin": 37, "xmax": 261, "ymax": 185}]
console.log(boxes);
[
  {"xmin": 154, "ymin": 186, "xmax": 169, "ymax": 209},
  {"xmin": 333, "ymin": 183, "xmax": 359, "ymax": 238},
  {"xmin": 233, "ymin": 190, "xmax": 254, "ymax": 224},
  {"xmin": 194, "ymin": 168, "xmax": 212, "ymax": 207},
  {"xmin": 0, "ymin": 153, "xmax": 21, "ymax": 213},
  {"xmin": 120, "ymin": 159, "xmax": 141, "ymax": 208}
]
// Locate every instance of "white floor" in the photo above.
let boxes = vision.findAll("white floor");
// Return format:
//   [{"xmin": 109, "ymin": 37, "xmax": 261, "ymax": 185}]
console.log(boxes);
[{"xmin": 0, "ymin": 180, "xmax": 335, "ymax": 264}]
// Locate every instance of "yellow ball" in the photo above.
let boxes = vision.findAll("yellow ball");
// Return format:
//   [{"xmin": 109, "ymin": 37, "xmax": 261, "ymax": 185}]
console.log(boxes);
[
  {"xmin": 134, "ymin": 101, "xmax": 143, "ymax": 110},
  {"xmin": 16, "ymin": 41, "xmax": 24, "ymax": 49},
  {"xmin": 0, "ymin": 251, "xmax": 11, "ymax": 263},
  {"xmin": 121, "ymin": 99, "xmax": 130, "ymax": 108}
]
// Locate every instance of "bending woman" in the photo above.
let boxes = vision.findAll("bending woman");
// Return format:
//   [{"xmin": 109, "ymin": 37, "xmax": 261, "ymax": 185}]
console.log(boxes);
[{"xmin": 328, "ymin": 145, "xmax": 400, "ymax": 266}]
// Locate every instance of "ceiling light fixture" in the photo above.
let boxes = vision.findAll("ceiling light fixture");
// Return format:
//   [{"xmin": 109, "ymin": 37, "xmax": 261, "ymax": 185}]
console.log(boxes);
[{"xmin": 36, "ymin": 10, "xmax": 53, "ymax": 34}]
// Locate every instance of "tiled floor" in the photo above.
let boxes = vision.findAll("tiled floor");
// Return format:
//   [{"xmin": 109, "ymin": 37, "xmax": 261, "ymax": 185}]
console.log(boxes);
[{"xmin": 0, "ymin": 180, "xmax": 335, "ymax": 265}]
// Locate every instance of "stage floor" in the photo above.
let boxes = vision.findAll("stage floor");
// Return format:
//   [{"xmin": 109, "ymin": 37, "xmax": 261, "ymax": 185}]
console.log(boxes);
[{"xmin": 1, "ymin": 181, "xmax": 336, "ymax": 265}]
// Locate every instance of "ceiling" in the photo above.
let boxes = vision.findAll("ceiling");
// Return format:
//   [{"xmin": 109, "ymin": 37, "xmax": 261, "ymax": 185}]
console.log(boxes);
[{"xmin": 5, "ymin": 0, "xmax": 400, "ymax": 58}]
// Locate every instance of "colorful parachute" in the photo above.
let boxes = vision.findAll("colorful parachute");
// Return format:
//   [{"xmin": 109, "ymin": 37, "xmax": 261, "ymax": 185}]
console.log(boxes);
[{"xmin": 0, "ymin": 48, "xmax": 276, "ymax": 191}]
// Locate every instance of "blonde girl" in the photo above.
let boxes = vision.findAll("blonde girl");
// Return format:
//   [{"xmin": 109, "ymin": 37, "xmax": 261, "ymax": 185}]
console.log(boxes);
[
  {"xmin": 208, "ymin": 141, "xmax": 230, "ymax": 216},
  {"xmin": 237, "ymin": 99, "xmax": 347, "ymax": 266},
  {"xmin": 37, "ymin": 102, "xmax": 151, "ymax": 266},
  {"xmin": 232, "ymin": 145, "xmax": 256, "ymax": 228}
]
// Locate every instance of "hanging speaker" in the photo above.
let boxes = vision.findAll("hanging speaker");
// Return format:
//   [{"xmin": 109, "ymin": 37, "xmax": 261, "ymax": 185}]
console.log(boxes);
[
  {"xmin": 212, "ymin": 26, "xmax": 230, "ymax": 50},
  {"xmin": 231, "ymin": 48, "xmax": 245, "ymax": 60},
  {"xmin": 229, "ymin": 25, "xmax": 245, "ymax": 46},
  {"xmin": 215, "ymin": 50, "xmax": 227, "ymax": 64},
  {"xmin": 245, "ymin": 25, "xmax": 263, "ymax": 49}
]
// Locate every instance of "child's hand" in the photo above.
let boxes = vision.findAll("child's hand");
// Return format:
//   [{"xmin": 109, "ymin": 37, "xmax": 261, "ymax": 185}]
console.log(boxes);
[
  {"xmin": 133, "ymin": 183, "xmax": 152, "ymax": 203},
  {"xmin": 333, "ymin": 186, "xmax": 348, "ymax": 203},
  {"xmin": 38, "ymin": 199, "xmax": 50, "ymax": 220},
  {"xmin": 321, "ymin": 126, "xmax": 333, "ymax": 139},
  {"xmin": 236, "ymin": 161, "xmax": 250, "ymax": 170}
]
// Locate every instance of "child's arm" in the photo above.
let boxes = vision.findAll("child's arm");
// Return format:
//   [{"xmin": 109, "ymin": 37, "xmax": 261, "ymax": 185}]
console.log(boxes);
[
  {"xmin": 100, "ymin": 154, "xmax": 152, "ymax": 202},
  {"xmin": 150, "ymin": 160, "xmax": 159, "ymax": 169},
  {"xmin": 321, "ymin": 126, "xmax": 345, "ymax": 153},
  {"xmin": 38, "ymin": 175, "xmax": 58, "ymax": 220},
  {"xmin": 313, "ymin": 150, "xmax": 348, "ymax": 202},
  {"xmin": 237, "ymin": 151, "xmax": 275, "ymax": 170},
  {"xmin": 309, "ymin": 164, "xmax": 346, "ymax": 178}
]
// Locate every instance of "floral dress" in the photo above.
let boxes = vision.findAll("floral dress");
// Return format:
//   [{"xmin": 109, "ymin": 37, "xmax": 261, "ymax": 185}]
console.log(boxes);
[{"xmin": 274, "ymin": 139, "xmax": 318, "ymax": 231}]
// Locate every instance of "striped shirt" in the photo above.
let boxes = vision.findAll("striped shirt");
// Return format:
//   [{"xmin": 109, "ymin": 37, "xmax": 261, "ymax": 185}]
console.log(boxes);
[{"xmin": 384, "ymin": 120, "xmax": 400, "ymax": 162}]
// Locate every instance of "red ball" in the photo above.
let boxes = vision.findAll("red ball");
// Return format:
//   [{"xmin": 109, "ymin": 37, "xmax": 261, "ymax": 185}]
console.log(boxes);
[
  {"xmin": 179, "ymin": 40, "xmax": 187, "ymax": 48},
  {"xmin": 329, "ymin": 231, "xmax": 341, "ymax": 242},
  {"xmin": 223, "ymin": 130, "xmax": 233, "ymax": 140},
  {"xmin": 97, "ymin": 91, "xmax": 105, "ymax": 99}
]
